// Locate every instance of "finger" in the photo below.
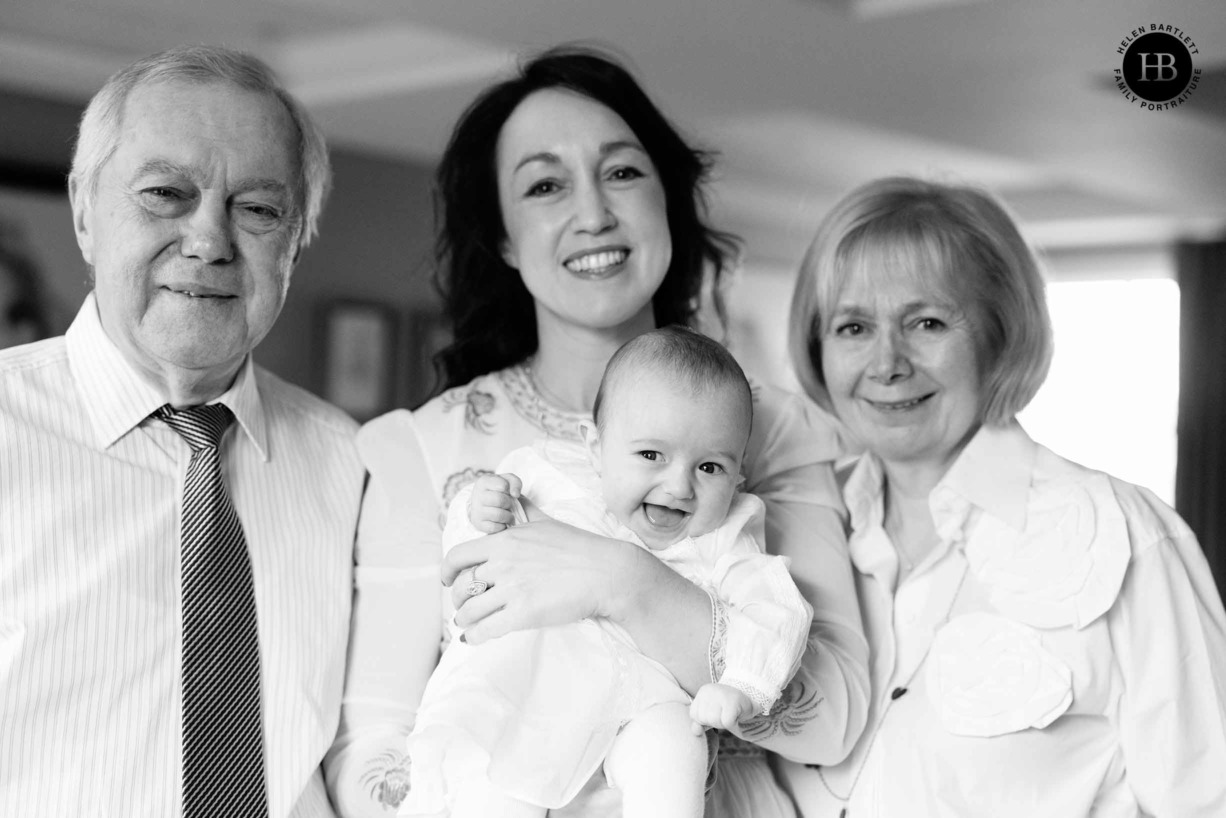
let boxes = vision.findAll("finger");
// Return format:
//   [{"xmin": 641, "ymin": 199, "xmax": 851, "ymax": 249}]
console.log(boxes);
[
  {"xmin": 456, "ymin": 594, "xmax": 535, "ymax": 645},
  {"xmin": 473, "ymin": 519, "xmax": 508, "ymax": 535},
  {"xmin": 475, "ymin": 506, "xmax": 517, "ymax": 526},
  {"xmin": 452, "ymin": 581, "xmax": 507, "ymax": 627},
  {"xmin": 690, "ymin": 720, "xmax": 705, "ymax": 737},
  {"xmin": 474, "ymin": 487, "xmax": 514, "ymax": 510},
  {"xmin": 441, "ymin": 539, "xmax": 494, "ymax": 585},
  {"xmin": 503, "ymin": 473, "xmax": 522, "ymax": 499},
  {"xmin": 475, "ymin": 473, "xmax": 510, "ymax": 493}
]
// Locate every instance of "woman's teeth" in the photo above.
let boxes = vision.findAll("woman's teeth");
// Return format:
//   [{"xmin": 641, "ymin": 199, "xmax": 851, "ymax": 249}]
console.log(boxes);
[
  {"xmin": 566, "ymin": 250, "xmax": 627, "ymax": 274},
  {"xmin": 874, "ymin": 395, "xmax": 931, "ymax": 410}
]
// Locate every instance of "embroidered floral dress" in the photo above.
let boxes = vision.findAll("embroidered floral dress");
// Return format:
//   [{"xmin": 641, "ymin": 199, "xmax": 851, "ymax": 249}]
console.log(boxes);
[
  {"xmin": 780, "ymin": 422, "xmax": 1226, "ymax": 817},
  {"xmin": 335, "ymin": 362, "xmax": 870, "ymax": 818}
]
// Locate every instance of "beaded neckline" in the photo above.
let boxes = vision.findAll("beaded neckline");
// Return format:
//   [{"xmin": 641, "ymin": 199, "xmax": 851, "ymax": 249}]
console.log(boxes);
[{"xmin": 498, "ymin": 361, "xmax": 588, "ymax": 442}]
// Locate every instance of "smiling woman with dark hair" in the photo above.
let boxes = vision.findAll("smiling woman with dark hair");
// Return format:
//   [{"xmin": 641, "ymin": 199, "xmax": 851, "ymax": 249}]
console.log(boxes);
[{"xmin": 326, "ymin": 45, "xmax": 869, "ymax": 818}]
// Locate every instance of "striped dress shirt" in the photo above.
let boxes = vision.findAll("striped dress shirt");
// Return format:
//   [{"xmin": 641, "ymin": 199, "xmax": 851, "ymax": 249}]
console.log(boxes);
[{"xmin": 0, "ymin": 294, "xmax": 364, "ymax": 817}]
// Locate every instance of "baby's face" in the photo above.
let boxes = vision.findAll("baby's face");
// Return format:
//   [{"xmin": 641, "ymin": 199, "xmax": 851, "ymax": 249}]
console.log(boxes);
[{"xmin": 587, "ymin": 372, "xmax": 749, "ymax": 550}]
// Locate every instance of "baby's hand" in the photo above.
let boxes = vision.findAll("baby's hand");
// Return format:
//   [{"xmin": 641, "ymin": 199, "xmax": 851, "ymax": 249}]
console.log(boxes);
[
  {"xmin": 688, "ymin": 683, "xmax": 755, "ymax": 736},
  {"xmin": 467, "ymin": 472, "xmax": 523, "ymax": 534}
]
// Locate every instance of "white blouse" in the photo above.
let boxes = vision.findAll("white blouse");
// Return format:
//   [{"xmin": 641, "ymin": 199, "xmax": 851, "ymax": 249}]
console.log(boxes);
[{"xmin": 779, "ymin": 422, "xmax": 1226, "ymax": 818}]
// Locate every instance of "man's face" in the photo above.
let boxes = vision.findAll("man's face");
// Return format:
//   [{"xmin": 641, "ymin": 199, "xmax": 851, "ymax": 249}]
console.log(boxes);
[{"xmin": 72, "ymin": 79, "xmax": 302, "ymax": 392}]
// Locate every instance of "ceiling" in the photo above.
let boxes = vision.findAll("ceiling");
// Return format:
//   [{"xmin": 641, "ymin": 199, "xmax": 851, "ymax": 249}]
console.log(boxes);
[{"xmin": 2, "ymin": 0, "xmax": 1224, "ymax": 270}]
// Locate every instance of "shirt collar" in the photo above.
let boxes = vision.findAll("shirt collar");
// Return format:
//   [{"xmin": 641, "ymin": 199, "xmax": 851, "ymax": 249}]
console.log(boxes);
[
  {"xmin": 935, "ymin": 422, "xmax": 1035, "ymax": 533},
  {"xmin": 66, "ymin": 292, "xmax": 268, "ymax": 460},
  {"xmin": 841, "ymin": 421, "xmax": 1037, "ymax": 575}
]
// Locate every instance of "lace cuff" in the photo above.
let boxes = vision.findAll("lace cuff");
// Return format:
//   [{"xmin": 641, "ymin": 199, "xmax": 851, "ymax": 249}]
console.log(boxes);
[
  {"xmin": 722, "ymin": 677, "xmax": 777, "ymax": 716},
  {"xmin": 705, "ymin": 588, "xmax": 729, "ymax": 685}
]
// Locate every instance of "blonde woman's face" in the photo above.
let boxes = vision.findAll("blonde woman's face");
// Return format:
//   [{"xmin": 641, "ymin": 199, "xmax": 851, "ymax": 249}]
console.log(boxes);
[{"xmin": 821, "ymin": 261, "xmax": 984, "ymax": 472}]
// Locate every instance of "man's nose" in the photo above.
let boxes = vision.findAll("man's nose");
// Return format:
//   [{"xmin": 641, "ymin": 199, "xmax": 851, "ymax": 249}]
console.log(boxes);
[{"xmin": 181, "ymin": 199, "xmax": 234, "ymax": 263}]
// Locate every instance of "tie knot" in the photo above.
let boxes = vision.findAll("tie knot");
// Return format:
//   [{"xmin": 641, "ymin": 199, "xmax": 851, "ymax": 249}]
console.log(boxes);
[{"xmin": 155, "ymin": 403, "xmax": 235, "ymax": 452}]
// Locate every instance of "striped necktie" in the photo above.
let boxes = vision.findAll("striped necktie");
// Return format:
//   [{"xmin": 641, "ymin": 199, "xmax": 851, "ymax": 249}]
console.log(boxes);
[{"xmin": 156, "ymin": 403, "xmax": 269, "ymax": 817}]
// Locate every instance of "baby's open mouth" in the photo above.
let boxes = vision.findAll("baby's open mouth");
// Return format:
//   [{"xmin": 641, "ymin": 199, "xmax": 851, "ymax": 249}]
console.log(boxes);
[{"xmin": 643, "ymin": 503, "xmax": 687, "ymax": 528}]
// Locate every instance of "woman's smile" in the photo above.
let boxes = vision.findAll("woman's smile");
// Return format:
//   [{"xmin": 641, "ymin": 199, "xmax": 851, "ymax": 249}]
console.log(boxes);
[
  {"xmin": 862, "ymin": 393, "xmax": 936, "ymax": 412},
  {"xmin": 563, "ymin": 247, "xmax": 630, "ymax": 277}
]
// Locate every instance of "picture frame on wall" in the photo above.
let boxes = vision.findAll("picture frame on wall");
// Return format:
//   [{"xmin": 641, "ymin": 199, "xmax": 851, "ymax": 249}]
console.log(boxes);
[{"xmin": 320, "ymin": 300, "xmax": 397, "ymax": 421}]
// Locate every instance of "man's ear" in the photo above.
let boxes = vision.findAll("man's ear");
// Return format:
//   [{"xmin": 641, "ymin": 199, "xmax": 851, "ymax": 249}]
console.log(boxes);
[
  {"xmin": 580, "ymin": 419, "xmax": 602, "ymax": 475},
  {"xmin": 68, "ymin": 176, "xmax": 95, "ymax": 266}
]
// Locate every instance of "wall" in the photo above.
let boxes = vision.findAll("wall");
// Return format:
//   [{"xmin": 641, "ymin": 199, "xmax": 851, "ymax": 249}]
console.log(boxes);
[{"xmin": 0, "ymin": 86, "xmax": 442, "ymax": 417}]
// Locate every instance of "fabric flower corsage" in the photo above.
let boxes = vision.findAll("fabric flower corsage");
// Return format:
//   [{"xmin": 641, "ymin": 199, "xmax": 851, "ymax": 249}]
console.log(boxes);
[
  {"xmin": 964, "ymin": 473, "xmax": 1129, "ymax": 629},
  {"xmin": 926, "ymin": 612, "xmax": 1072, "ymax": 737}
]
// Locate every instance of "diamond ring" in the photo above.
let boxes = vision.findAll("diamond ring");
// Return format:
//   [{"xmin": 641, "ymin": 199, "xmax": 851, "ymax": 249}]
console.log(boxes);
[{"xmin": 466, "ymin": 563, "xmax": 489, "ymax": 597}]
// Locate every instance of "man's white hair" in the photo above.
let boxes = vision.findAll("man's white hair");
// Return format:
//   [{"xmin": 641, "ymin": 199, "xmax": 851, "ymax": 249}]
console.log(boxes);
[{"xmin": 69, "ymin": 44, "xmax": 331, "ymax": 251}]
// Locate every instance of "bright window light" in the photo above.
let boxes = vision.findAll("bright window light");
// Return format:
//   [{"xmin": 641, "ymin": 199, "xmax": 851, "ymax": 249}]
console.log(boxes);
[{"xmin": 1018, "ymin": 277, "xmax": 1180, "ymax": 504}]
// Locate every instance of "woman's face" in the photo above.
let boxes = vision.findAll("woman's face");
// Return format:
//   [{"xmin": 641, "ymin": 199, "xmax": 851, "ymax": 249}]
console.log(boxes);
[
  {"xmin": 820, "ymin": 259, "xmax": 985, "ymax": 472},
  {"xmin": 496, "ymin": 88, "xmax": 672, "ymax": 338}
]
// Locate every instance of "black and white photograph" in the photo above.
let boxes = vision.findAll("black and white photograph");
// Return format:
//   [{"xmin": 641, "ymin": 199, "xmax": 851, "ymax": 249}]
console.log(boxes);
[{"xmin": 1, "ymin": 1, "xmax": 1224, "ymax": 815}]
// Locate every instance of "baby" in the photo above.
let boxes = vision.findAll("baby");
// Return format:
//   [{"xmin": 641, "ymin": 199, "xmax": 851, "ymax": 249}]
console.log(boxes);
[{"xmin": 401, "ymin": 327, "xmax": 812, "ymax": 818}]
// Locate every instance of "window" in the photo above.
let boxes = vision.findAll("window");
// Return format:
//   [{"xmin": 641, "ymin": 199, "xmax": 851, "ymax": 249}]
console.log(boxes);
[{"xmin": 1018, "ymin": 269, "xmax": 1179, "ymax": 504}]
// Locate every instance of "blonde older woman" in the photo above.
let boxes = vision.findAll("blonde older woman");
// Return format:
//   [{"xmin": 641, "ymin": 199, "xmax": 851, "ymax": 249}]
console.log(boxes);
[{"xmin": 781, "ymin": 176, "xmax": 1226, "ymax": 816}]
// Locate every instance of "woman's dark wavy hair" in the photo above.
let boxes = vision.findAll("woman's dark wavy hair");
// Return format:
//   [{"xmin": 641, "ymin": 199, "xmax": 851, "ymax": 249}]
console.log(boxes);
[{"xmin": 432, "ymin": 44, "xmax": 740, "ymax": 390}]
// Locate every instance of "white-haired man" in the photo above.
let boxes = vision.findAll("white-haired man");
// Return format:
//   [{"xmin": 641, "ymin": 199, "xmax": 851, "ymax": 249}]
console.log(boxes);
[{"xmin": 0, "ymin": 45, "xmax": 363, "ymax": 816}]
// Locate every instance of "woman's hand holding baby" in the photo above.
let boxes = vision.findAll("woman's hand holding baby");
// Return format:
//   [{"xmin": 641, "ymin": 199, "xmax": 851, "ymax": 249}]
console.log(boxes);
[
  {"xmin": 689, "ymin": 684, "xmax": 755, "ymax": 736},
  {"xmin": 467, "ymin": 472, "xmax": 523, "ymax": 533}
]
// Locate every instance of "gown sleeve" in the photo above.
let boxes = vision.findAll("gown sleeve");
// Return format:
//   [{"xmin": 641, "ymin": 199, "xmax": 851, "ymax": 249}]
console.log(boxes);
[
  {"xmin": 705, "ymin": 494, "xmax": 814, "ymax": 716},
  {"xmin": 727, "ymin": 385, "xmax": 871, "ymax": 765},
  {"xmin": 323, "ymin": 410, "xmax": 445, "ymax": 816}
]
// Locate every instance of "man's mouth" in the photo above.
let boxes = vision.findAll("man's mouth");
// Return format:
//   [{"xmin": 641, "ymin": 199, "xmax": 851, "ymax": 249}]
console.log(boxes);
[
  {"xmin": 162, "ymin": 285, "xmax": 235, "ymax": 299},
  {"xmin": 564, "ymin": 248, "xmax": 628, "ymax": 276},
  {"xmin": 643, "ymin": 502, "xmax": 688, "ymax": 528}
]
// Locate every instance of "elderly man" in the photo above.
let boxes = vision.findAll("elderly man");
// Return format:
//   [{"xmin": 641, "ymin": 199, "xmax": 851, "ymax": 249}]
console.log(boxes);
[{"xmin": 0, "ymin": 46, "xmax": 363, "ymax": 816}]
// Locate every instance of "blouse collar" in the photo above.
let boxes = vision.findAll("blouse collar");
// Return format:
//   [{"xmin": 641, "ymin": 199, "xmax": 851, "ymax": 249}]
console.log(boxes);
[{"xmin": 844, "ymin": 422, "xmax": 1038, "ymax": 574}]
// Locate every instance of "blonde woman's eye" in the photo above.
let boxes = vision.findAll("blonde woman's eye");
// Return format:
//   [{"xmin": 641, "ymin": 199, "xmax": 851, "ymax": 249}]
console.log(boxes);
[{"xmin": 835, "ymin": 322, "xmax": 865, "ymax": 337}]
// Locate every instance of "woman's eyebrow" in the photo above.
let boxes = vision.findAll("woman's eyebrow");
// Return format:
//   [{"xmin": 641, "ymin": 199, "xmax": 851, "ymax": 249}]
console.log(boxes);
[
  {"xmin": 600, "ymin": 139, "xmax": 646, "ymax": 158},
  {"xmin": 512, "ymin": 151, "xmax": 560, "ymax": 174},
  {"xmin": 512, "ymin": 140, "xmax": 647, "ymax": 174}
]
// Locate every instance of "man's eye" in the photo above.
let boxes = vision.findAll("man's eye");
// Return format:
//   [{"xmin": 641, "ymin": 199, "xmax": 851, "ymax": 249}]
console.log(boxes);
[
  {"xmin": 916, "ymin": 317, "xmax": 947, "ymax": 331},
  {"xmin": 237, "ymin": 203, "xmax": 281, "ymax": 222},
  {"xmin": 140, "ymin": 188, "xmax": 192, "ymax": 215}
]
